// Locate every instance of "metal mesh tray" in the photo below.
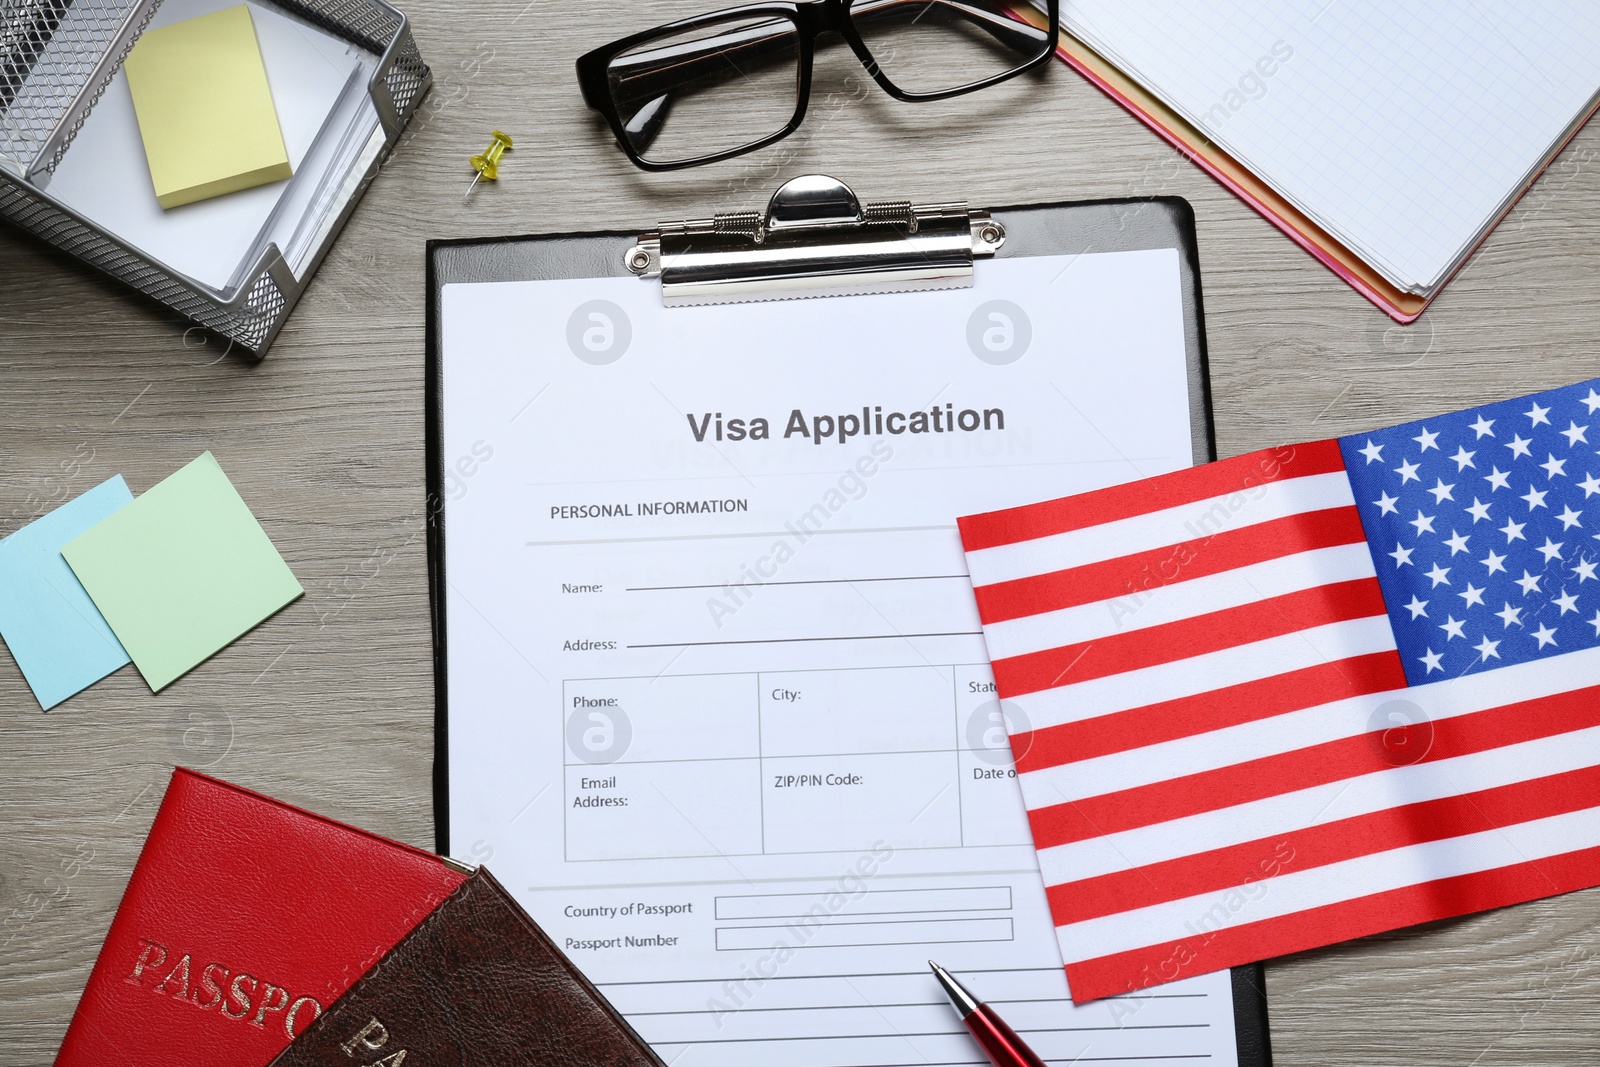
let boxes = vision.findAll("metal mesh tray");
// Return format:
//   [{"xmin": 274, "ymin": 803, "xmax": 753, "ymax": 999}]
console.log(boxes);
[
  {"xmin": 0, "ymin": 0, "xmax": 430, "ymax": 357},
  {"xmin": 1, "ymin": 0, "xmax": 156, "ymax": 174}
]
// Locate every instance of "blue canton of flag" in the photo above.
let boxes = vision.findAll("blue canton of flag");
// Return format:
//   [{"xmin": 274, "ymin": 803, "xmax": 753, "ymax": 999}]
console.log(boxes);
[{"xmin": 1340, "ymin": 380, "xmax": 1600, "ymax": 684}]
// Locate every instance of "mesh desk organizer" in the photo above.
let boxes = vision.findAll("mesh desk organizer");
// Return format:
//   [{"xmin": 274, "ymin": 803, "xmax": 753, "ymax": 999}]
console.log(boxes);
[{"xmin": 0, "ymin": 0, "xmax": 429, "ymax": 357}]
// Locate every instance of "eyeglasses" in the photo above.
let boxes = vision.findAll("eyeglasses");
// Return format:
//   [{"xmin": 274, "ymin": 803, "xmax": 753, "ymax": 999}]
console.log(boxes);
[{"xmin": 576, "ymin": 0, "xmax": 1060, "ymax": 170}]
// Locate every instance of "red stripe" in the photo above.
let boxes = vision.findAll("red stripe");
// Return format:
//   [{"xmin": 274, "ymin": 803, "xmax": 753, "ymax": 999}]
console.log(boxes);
[
  {"xmin": 975, "ymin": 506, "xmax": 1368, "ymax": 624},
  {"xmin": 991, "ymin": 577, "xmax": 1386, "ymax": 698},
  {"xmin": 1062, "ymin": 842, "xmax": 1600, "ymax": 1003},
  {"xmin": 1025, "ymin": 683, "xmax": 1600, "ymax": 851},
  {"xmin": 1011, "ymin": 652, "xmax": 1406, "ymax": 774},
  {"xmin": 958, "ymin": 440, "xmax": 1345, "ymax": 552},
  {"xmin": 1045, "ymin": 762, "xmax": 1600, "ymax": 925}
]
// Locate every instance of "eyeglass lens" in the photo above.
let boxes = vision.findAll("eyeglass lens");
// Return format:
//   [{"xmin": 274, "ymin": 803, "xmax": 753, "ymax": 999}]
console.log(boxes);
[
  {"xmin": 848, "ymin": 0, "xmax": 1050, "ymax": 96},
  {"xmin": 606, "ymin": 14, "xmax": 803, "ymax": 166}
]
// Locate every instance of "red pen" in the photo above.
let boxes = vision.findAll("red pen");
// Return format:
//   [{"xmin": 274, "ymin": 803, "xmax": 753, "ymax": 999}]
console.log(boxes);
[{"xmin": 930, "ymin": 961, "xmax": 1050, "ymax": 1067}]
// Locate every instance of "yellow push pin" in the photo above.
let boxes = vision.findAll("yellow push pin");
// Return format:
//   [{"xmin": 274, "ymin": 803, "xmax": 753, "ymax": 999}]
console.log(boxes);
[{"xmin": 464, "ymin": 130, "xmax": 513, "ymax": 201}]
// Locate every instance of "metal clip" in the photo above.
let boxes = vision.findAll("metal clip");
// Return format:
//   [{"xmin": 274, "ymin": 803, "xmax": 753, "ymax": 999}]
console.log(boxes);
[{"xmin": 626, "ymin": 174, "xmax": 1004, "ymax": 306}]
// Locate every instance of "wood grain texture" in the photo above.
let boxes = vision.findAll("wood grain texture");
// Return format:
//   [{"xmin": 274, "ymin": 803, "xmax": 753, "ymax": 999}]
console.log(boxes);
[{"xmin": 4, "ymin": 3, "xmax": 1600, "ymax": 1063}]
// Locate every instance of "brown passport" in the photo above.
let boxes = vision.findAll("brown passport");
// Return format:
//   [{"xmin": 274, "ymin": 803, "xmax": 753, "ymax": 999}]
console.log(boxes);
[{"xmin": 266, "ymin": 867, "xmax": 665, "ymax": 1067}]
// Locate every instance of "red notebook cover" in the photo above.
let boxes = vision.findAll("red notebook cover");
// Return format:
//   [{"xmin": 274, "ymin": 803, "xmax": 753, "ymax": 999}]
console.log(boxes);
[{"xmin": 54, "ymin": 768, "xmax": 467, "ymax": 1067}]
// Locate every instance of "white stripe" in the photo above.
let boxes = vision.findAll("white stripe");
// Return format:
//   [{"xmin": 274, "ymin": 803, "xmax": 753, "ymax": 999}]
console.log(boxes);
[
  {"xmin": 982, "ymin": 543, "xmax": 1377, "ymax": 659},
  {"xmin": 1054, "ymin": 802, "xmax": 1600, "ymax": 962},
  {"xmin": 1005, "ymin": 617, "xmax": 1398, "ymax": 732},
  {"xmin": 1034, "ymin": 721, "xmax": 1600, "ymax": 886},
  {"xmin": 966, "ymin": 472, "xmax": 1355, "ymax": 587},
  {"xmin": 1019, "ymin": 643, "xmax": 1600, "ymax": 804}
]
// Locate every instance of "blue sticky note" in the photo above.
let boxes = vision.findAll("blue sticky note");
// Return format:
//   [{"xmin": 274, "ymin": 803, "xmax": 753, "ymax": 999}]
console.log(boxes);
[{"xmin": 0, "ymin": 476, "xmax": 134, "ymax": 709}]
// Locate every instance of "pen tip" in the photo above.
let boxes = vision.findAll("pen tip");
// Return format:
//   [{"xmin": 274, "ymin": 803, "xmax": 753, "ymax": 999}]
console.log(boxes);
[{"xmin": 929, "ymin": 960, "xmax": 980, "ymax": 1017}]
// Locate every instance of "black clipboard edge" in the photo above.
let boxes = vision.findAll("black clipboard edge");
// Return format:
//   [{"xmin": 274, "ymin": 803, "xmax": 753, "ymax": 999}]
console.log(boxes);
[
  {"xmin": 1232, "ymin": 963, "xmax": 1274, "ymax": 1066},
  {"xmin": 423, "ymin": 198, "xmax": 1266, "ymax": 1067},
  {"xmin": 426, "ymin": 226, "xmax": 638, "ymax": 866}
]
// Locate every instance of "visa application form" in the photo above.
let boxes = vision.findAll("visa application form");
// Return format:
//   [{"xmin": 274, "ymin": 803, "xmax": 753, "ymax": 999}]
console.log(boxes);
[{"xmin": 439, "ymin": 247, "xmax": 1241, "ymax": 1066}]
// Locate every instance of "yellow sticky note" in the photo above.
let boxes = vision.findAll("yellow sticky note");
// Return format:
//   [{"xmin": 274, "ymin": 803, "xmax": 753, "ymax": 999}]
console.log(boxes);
[{"xmin": 124, "ymin": 5, "xmax": 291, "ymax": 209}]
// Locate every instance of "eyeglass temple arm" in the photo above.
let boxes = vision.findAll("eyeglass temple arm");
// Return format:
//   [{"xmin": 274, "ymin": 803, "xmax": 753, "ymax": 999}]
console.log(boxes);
[{"xmin": 607, "ymin": 1, "xmax": 1047, "ymax": 107}]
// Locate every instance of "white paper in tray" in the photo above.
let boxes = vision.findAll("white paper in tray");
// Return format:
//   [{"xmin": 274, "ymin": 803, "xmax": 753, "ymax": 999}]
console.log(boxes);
[{"xmin": 46, "ymin": 0, "xmax": 369, "ymax": 291}]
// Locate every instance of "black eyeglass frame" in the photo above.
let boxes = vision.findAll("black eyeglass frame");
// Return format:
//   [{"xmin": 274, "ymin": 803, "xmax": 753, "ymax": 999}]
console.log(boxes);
[{"xmin": 576, "ymin": 0, "xmax": 1061, "ymax": 170}]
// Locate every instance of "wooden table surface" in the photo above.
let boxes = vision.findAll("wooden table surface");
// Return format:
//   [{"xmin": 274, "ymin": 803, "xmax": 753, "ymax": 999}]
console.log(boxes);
[{"xmin": 4, "ymin": 3, "xmax": 1600, "ymax": 1063}]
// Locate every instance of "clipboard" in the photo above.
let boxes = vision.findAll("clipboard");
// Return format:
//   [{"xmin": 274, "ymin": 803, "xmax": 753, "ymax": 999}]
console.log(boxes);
[{"xmin": 425, "ymin": 175, "xmax": 1269, "ymax": 1067}]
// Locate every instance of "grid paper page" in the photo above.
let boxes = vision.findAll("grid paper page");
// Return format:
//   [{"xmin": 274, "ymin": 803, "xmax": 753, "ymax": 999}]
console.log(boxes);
[{"xmin": 1060, "ymin": 0, "xmax": 1600, "ymax": 291}]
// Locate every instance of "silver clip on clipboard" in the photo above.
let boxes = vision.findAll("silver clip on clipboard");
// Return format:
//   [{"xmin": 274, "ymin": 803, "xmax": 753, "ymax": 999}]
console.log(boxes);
[{"xmin": 624, "ymin": 174, "xmax": 1006, "ymax": 306}]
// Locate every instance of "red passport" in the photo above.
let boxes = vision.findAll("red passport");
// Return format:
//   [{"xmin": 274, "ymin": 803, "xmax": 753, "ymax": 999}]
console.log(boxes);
[{"xmin": 55, "ymin": 768, "xmax": 467, "ymax": 1067}]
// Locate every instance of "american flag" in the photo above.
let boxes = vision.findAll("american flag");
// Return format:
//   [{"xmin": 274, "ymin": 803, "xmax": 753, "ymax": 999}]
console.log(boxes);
[{"xmin": 958, "ymin": 378, "xmax": 1600, "ymax": 1004}]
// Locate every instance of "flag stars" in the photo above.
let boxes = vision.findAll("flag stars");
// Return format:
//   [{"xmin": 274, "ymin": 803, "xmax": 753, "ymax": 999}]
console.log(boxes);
[{"xmin": 1340, "ymin": 388, "xmax": 1600, "ymax": 676}]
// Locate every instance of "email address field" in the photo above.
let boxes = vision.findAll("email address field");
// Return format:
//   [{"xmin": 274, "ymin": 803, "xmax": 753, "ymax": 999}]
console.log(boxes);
[{"xmin": 562, "ymin": 665, "xmax": 1032, "ymax": 862}]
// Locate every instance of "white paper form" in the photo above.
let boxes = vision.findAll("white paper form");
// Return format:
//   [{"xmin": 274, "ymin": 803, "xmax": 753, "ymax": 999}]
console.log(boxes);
[{"xmin": 440, "ymin": 249, "xmax": 1240, "ymax": 1067}]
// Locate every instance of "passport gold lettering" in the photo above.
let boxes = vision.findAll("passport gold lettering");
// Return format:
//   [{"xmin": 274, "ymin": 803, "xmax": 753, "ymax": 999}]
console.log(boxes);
[
  {"xmin": 341, "ymin": 1017, "xmax": 410, "ymax": 1065},
  {"xmin": 342, "ymin": 1017, "xmax": 390, "ymax": 1055},
  {"xmin": 222, "ymin": 973, "xmax": 257, "ymax": 1019},
  {"xmin": 287, "ymin": 995, "xmax": 323, "ymax": 1038},
  {"xmin": 154, "ymin": 953, "xmax": 192, "ymax": 998},
  {"xmin": 249, "ymin": 981, "xmax": 290, "ymax": 1028},
  {"xmin": 125, "ymin": 939, "xmax": 167, "ymax": 983},
  {"xmin": 195, "ymin": 962, "xmax": 228, "ymax": 1009},
  {"xmin": 124, "ymin": 937, "xmax": 323, "ymax": 1040}
]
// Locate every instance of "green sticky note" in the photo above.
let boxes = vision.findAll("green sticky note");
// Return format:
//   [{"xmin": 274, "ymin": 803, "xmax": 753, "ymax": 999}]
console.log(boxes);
[{"xmin": 61, "ymin": 453, "xmax": 302, "ymax": 691}]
